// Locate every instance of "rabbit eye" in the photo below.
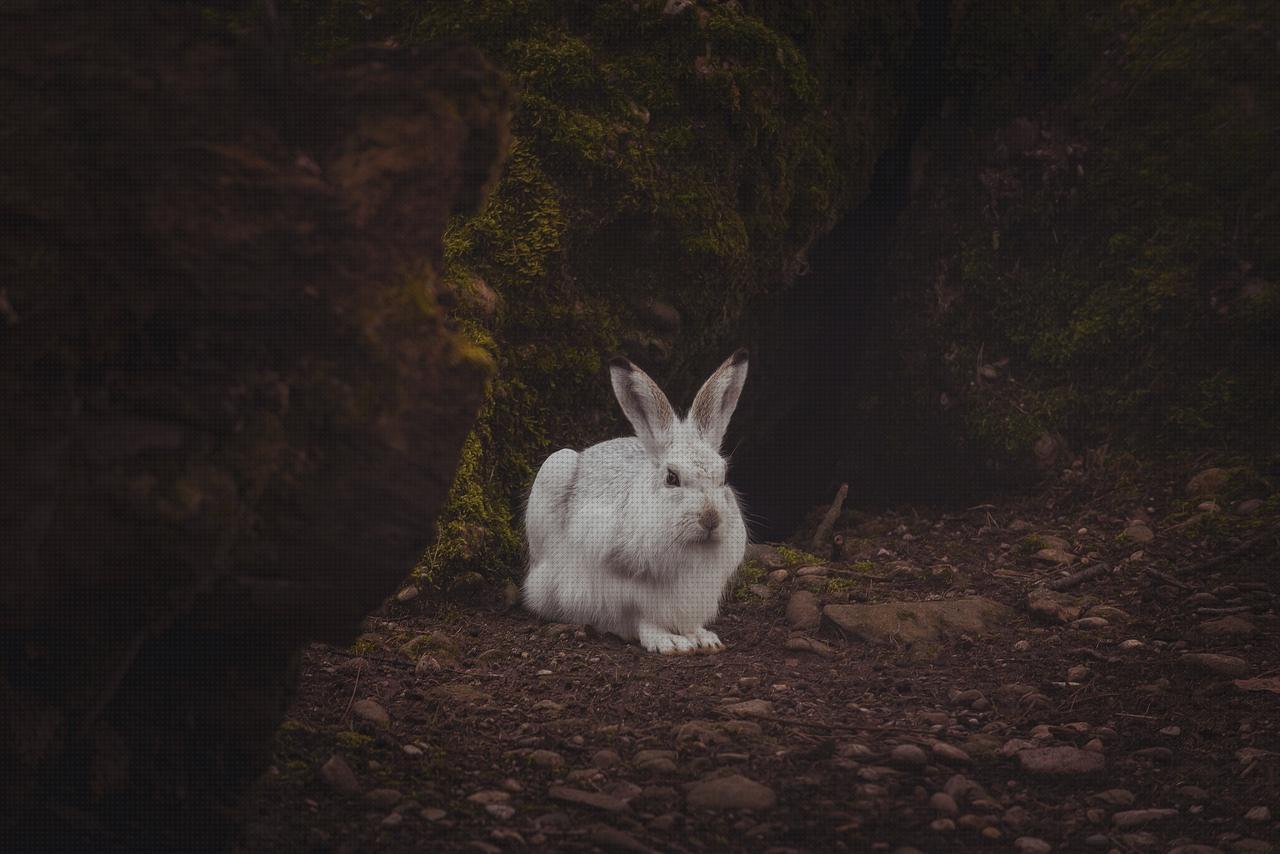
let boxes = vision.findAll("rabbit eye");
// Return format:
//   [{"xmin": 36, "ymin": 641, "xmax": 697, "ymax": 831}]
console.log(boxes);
[{"xmin": 665, "ymin": 469, "xmax": 680, "ymax": 487}]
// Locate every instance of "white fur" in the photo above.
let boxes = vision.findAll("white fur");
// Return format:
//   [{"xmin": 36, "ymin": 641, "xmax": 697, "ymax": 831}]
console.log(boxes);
[{"xmin": 523, "ymin": 351, "xmax": 749, "ymax": 654}]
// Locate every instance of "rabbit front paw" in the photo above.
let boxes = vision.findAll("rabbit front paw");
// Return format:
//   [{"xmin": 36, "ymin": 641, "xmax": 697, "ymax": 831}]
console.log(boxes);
[
  {"xmin": 637, "ymin": 622, "xmax": 697, "ymax": 655},
  {"xmin": 687, "ymin": 627, "xmax": 725, "ymax": 653}
]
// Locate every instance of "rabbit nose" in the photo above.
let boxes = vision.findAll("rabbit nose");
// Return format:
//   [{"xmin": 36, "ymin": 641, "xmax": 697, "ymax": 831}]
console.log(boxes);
[{"xmin": 698, "ymin": 507, "xmax": 721, "ymax": 531}]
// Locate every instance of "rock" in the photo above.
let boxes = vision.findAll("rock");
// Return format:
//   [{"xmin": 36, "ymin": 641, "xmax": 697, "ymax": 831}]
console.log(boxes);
[
  {"xmin": 1014, "ymin": 838, "xmax": 1052, "ymax": 854},
  {"xmin": 1013, "ymin": 639, "xmax": 1032, "ymax": 652},
  {"xmin": 1187, "ymin": 468, "xmax": 1230, "ymax": 496},
  {"xmin": 320, "ymin": 755, "xmax": 362, "ymax": 796},
  {"xmin": 722, "ymin": 700, "xmax": 774, "ymax": 718},
  {"xmin": 1123, "ymin": 525, "xmax": 1154, "ymax": 543},
  {"xmin": 744, "ymin": 544, "xmax": 787, "ymax": 569},
  {"xmin": 1119, "ymin": 638, "xmax": 1145, "ymax": 650},
  {"xmin": 364, "ymin": 788, "xmax": 402, "ymax": 808},
  {"xmin": 529, "ymin": 750, "xmax": 564, "ymax": 769},
  {"xmin": 930, "ymin": 818, "xmax": 956, "ymax": 832},
  {"xmin": 634, "ymin": 749, "xmax": 678, "ymax": 774},
  {"xmin": 1244, "ymin": 806, "xmax": 1271, "ymax": 822},
  {"xmin": 943, "ymin": 775, "xmax": 987, "ymax": 802},
  {"xmin": 1112, "ymin": 808, "xmax": 1178, "ymax": 828},
  {"xmin": 930, "ymin": 742, "xmax": 972, "ymax": 765},
  {"xmin": 395, "ymin": 586, "xmax": 420, "ymax": 603},
  {"xmin": 421, "ymin": 807, "xmax": 446, "ymax": 821},
  {"xmin": 467, "ymin": 790, "xmax": 511, "ymax": 805},
  {"xmin": 1182, "ymin": 653, "xmax": 1250, "ymax": 677},
  {"xmin": 1198, "ymin": 616, "xmax": 1257, "ymax": 638},
  {"xmin": 783, "ymin": 636, "xmax": 835, "ymax": 656},
  {"xmin": 1071, "ymin": 617, "xmax": 1110, "ymax": 629},
  {"xmin": 822, "ymin": 598, "xmax": 1015, "ymax": 655},
  {"xmin": 796, "ymin": 565, "xmax": 829, "ymax": 577},
  {"xmin": 889, "ymin": 745, "xmax": 929, "ymax": 768},
  {"xmin": 1086, "ymin": 605, "xmax": 1130, "ymax": 622},
  {"xmin": 547, "ymin": 786, "xmax": 628, "ymax": 812},
  {"xmin": 591, "ymin": 749, "xmax": 621, "ymax": 769},
  {"xmin": 588, "ymin": 825, "xmax": 651, "ymax": 853},
  {"xmin": 485, "ymin": 803, "xmax": 515, "ymax": 820},
  {"xmin": 1235, "ymin": 498, "xmax": 1264, "ymax": 515},
  {"xmin": 352, "ymin": 699, "xmax": 390, "ymax": 728},
  {"xmin": 1034, "ymin": 548, "xmax": 1074, "ymax": 565},
  {"xmin": 686, "ymin": 775, "xmax": 776, "ymax": 811},
  {"xmin": 929, "ymin": 792, "xmax": 959, "ymax": 815},
  {"xmin": 786, "ymin": 591, "xmax": 822, "ymax": 630},
  {"xmin": 1092, "ymin": 789, "xmax": 1135, "ymax": 806},
  {"xmin": 380, "ymin": 811, "xmax": 404, "ymax": 828},
  {"xmin": 766, "ymin": 569, "xmax": 789, "ymax": 583},
  {"xmin": 1018, "ymin": 746, "xmax": 1105, "ymax": 777},
  {"xmin": 1026, "ymin": 588, "xmax": 1091, "ymax": 623}
]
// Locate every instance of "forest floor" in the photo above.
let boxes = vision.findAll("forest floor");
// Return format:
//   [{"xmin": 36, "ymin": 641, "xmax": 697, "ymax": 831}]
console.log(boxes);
[{"xmin": 237, "ymin": 462, "xmax": 1280, "ymax": 854}]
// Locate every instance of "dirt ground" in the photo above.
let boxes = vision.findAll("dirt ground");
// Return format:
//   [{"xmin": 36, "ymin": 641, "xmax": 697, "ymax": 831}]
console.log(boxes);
[{"xmin": 236, "ymin": 463, "xmax": 1279, "ymax": 854}]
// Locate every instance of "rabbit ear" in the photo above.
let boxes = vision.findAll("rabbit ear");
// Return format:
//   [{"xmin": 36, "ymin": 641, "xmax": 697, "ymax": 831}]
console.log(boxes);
[
  {"xmin": 689, "ymin": 348, "xmax": 748, "ymax": 450},
  {"xmin": 610, "ymin": 357, "xmax": 675, "ymax": 455}
]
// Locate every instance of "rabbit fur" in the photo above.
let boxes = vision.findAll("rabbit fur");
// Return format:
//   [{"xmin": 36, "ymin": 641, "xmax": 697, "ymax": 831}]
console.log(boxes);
[{"xmin": 523, "ymin": 349, "xmax": 749, "ymax": 654}]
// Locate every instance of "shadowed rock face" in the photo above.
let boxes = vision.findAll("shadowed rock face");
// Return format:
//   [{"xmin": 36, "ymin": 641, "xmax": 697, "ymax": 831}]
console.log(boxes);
[{"xmin": 0, "ymin": 2, "xmax": 511, "ymax": 848}]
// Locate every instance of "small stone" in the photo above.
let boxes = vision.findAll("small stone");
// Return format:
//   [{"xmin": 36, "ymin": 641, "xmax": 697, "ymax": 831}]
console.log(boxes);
[
  {"xmin": 930, "ymin": 818, "xmax": 956, "ymax": 832},
  {"xmin": 722, "ymin": 699, "xmax": 774, "ymax": 718},
  {"xmin": 686, "ymin": 775, "xmax": 777, "ymax": 811},
  {"xmin": 786, "ymin": 591, "xmax": 822, "ymax": 630},
  {"xmin": 766, "ymin": 569, "xmax": 789, "ymax": 583},
  {"xmin": 364, "ymin": 788, "xmax": 402, "ymax": 808},
  {"xmin": 1083, "ymin": 738, "xmax": 1104, "ymax": 753},
  {"xmin": 352, "ymin": 699, "xmax": 390, "ymax": 728},
  {"xmin": 796, "ymin": 565, "xmax": 829, "ymax": 577},
  {"xmin": 529, "ymin": 749, "xmax": 564, "ymax": 769},
  {"xmin": 1084, "ymin": 834, "xmax": 1110, "ymax": 848},
  {"xmin": 380, "ymin": 811, "xmax": 404, "ymax": 828},
  {"xmin": 930, "ymin": 742, "xmax": 971, "ymax": 764},
  {"xmin": 1245, "ymin": 806, "xmax": 1271, "ymax": 822},
  {"xmin": 1014, "ymin": 640, "xmax": 1032, "ymax": 652},
  {"xmin": 929, "ymin": 792, "xmax": 958, "ymax": 815},
  {"xmin": 981, "ymin": 827, "xmax": 1002, "ymax": 841},
  {"xmin": 1186, "ymin": 467, "xmax": 1230, "ymax": 496},
  {"xmin": 1182, "ymin": 653, "xmax": 1250, "ymax": 677},
  {"xmin": 1086, "ymin": 605, "xmax": 1130, "ymax": 622},
  {"xmin": 1014, "ymin": 837, "xmax": 1052, "ymax": 854},
  {"xmin": 1035, "ymin": 548, "xmax": 1074, "ymax": 565},
  {"xmin": 1071, "ymin": 617, "xmax": 1110, "ymax": 629},
  {"xmin": 591, "ymin": 749, "xmax": 621, "ymax": 769},
  {"xmin": 1026, "ymin": 588, "xmax": 1087, "ymax": 623},
  {"xmin": 1198, "ymin": 616, "xmax": 1257, "ymax": 638},
  {"xmin": 1091, "ymin": 789, "xmax": 1135, "ymax": 806},
  {"xmin": 484, "ymin": 803, "xmax": 515, "ymax": 820},
  {"xmin": 547, "ymin": 786, "xmax": 627, "ymax": 812},
  {"xmin": 395, "ymin": 586, "xmax": 420, "ymax": 603},
  {"xmin": 501, "ymin": 778, "xmax": 523, "ymax": 793},
  {"xmin": 421, "ymin": 807, "xmax": 446, "ymax": 821},
  {"xmin": 890, "ymin": 744, "xmax": 928, "ymax": 768},
  {"xmin": 320, "ymin": 755, "xmax": 362, "ymax": 796},
  {"xmin": 1119, "ymin": 639, "xmax": 1145, "ymax": 650},
  {"xmin": 1111, "ymin": 808, "xmax": 1178, "ymax": 828},
  {"xmin": 1123, "ymin": 525, "xmax": 1154, "ymax": 543},
  {"xmin": 784, "ymin": 636, "xmax": 835, "ymax": 656},
  {"xmin": 1004, "ymin": 806, "xmax": 1029, "ymax": 828},
  {"xmin": 1159, "ymin": 726, "xmax": 1181, "ymax": 737},
  {"xmin": 1018, "ymin": 746, "xmax": 1105, "ymax": 776},
  {"xmin": 1235, "ymin": 498, "xmax": 1264, "ymax": 515},
  {"xmin": 467, "ymin": 790, "xmax": 511, "ymax": 805},
  {"xmin": 401, "ymin": 743, "xmax": 422, "ymax": 757}
]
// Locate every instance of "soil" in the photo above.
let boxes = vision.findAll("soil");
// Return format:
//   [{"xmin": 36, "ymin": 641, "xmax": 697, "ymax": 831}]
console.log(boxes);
[{"xmin": 236, "ymin": 464, "xmax": 1280, "ymax": 854}]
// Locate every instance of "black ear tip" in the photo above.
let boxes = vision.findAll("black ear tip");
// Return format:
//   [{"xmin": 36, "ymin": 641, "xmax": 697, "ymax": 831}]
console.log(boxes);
[
  {"xmin": 730, "ymin": 348, "xmax": 748, "ymax": 365},
  {"xmin": 609, "ymin": 356, "xmax": 634, "ymax": 371}
]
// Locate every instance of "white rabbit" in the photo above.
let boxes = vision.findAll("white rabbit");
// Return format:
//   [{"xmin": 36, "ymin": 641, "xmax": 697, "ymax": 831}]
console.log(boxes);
[{"xmin": 523, "ymin": 349, "xmax": 750, "ymax": 654}]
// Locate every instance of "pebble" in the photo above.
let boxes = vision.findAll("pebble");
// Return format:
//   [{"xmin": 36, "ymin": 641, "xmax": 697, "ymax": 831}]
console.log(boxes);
[
  {"xmin": 1083, "ymin": 738, "xmax": 1104, "ymax": 753},
  {"xmin": 1244, "ymin": 806, "xmax": 1271, "ymax": 822},
  {"xmin": 1092, "ymin": 789, "xmax": 1135, "ymax": 806},
  {"xmin": 1186, "ymin": 467, "xmax": 1229, "ymax": 496},
  {"xmin": 364, "ymin": 788, "xmax": 402, "ymax": 808},
  {"xmin": 767, "ymin": 569, "xmax": 790, "ymax": 583},
  {"xmin": 1014, "ymin": 838, "xmax": 1052, "ymax": 854},
  {"xmin": 785, "ymin": 591, "xmax": 822, "ymax": 629},
  {"xmin": 890, "ymin": 744, "xmax": 928, "ymax": 768},
  {"xmin": 1014, "ymin": 640, "xmax": 1032, "ymax": 652},
  {"xmin": 930, "ymin": 742, "xmax": 971, "ymax": 764},
  {"xmin": 1198, "ymin": 616, "xmax": 1257, "ymax": 638},
  {"xmin": 929, "ymin": 819, "xmax": 955, "ymax": 832},
  {"xmin": 380, "ymin": 811, "xmax": 403, "ymax": 828},
  {"xmin": 1159, "ymin": 726, "xmax": 1182, "ymax": 737},
  {"xmin": 484, "ymin": 804, "xmax": 515, "ymax": 820},
  {"xmin": 1018, "ymin": 746, "xmax": 1106, "ymax": 776},
  {"xmin": 1112, "ymin": 808, "xmax": 1178, "ymax": 828},
  {"xmin": 1119, "ymin": 639, "xmax": 1145, "ymax": 650},
  {"xmin": 686, "ymin": 774, "xmax": 777, "ymax": 811},
  {"xmin": 1084, "ymin": 834, "xmax": 1110, "ymax": 847},
  {"xmin": 796, "ymin": 565, "xmax": 828, "ymax": 577},
  {"xmin": 467, "ymin": 790, "xmax": 510, "ymax": 805},
  {"xmin": 929, "ymin": 792, "xmax": 958, "ymax": 816},
  {"xmin": 402, "ymin": 744, "xmax": 422, "ymax": 757},
  {"xmin": 1182, "ymin": 653, "xmax": 1250, "ymax": 677},
  {"xmin": 1068, "ymin": 665, "xmax": 1091, "ymax": 681},
  {"xmin": 784, "ymin": 636, "xmax": 835, "ymax": 656},
  {"xmin": 635, "ymin": 749, "xmax": 678, "ymax": 774},
  {"xmin": 722, "ymin": 699, "xmax": 774, "ymax": 718},
  {"xmin": 320, "ymin": 754, "xmax": 362, "ymax": 796},
  {"xmin": 981, "ymin": 827, "xmax": 1002, "ymax": 840},
  {"xmin": 1235, "ymin": 498, "xmax": 1263, "ymax": 515},
  {"xmin": 529, "ymin": 749, "xmax": 564, "ymax": 769},
  {"xmin": 1123, "ymin": 524, "xmax": 1155, "ymax": 543},
  {"xmin": 1035, "ymin": 548, "xmax": 1074, "ymax": 565},
  {"xmin": 1071, "ymin": 617, "xmax": 1110, "ymax": 629},
  {"xmin": 352, "ymin": 698, "xmax": 390, "ymax": 728},
  {"xmin": 421, "ymin": 807, "xmax": 446, "ymax": 821},
  {"xmin": 547, "ymin": 786, "xmax": 627, "ymax": 812},
  {"xmin": 591, "ymin": 749, "xmax": 621, "ymax": 769}
]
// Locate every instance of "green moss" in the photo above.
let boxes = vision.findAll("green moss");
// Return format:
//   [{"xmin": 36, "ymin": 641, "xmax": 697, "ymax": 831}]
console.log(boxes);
[
  {"xmin": 733, "ymin": 559, "xmax": 768, "ymax": 600},
  {"xmin": 1016, "ymin": 535, "xmax": 1047, "ymax": 556},
  {"xmin": 334, "ymin": 730, "xmax": 374, "ymax": 750},
  {"xmin": 776, "ymin": 545, "xmax": 824, "ymax": 567}
]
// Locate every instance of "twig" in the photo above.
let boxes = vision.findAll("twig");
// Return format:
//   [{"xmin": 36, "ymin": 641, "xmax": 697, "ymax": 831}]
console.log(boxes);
[
  {"xmin": 1176, "ymin": 531, "xmax": 1275, "ymax": 575},
  {"xmin": 1048, "ymin": 563, "xmax": 1110, "ymax": 591},
  {"xmin": 342, "ymin": 659, "xmax": 363, "ymax": 722},
  {"xmin": 1144, "ymin": 567, "xmax": 1193, "ymax": 590},
  {"xmin": 811, "ymin": 482, "xmax": 849, "ymax": 555}
]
